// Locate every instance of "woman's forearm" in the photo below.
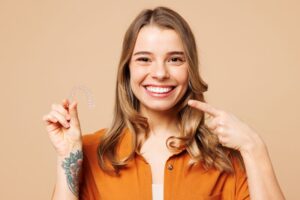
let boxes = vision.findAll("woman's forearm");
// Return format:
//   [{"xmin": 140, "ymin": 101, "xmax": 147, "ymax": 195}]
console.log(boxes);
[
  {"xmin": 240, "ymin": 140, "xmax": 285, "ymax": 200},
  {"xmin": 52, "ymin": 148, "xmax": 83, "ymax": 200}
]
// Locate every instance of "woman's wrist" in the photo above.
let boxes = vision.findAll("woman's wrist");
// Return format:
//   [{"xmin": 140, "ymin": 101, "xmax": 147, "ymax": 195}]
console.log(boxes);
[
  {"xmin": 239, "ymin": 133, "xmax": 267, "ymax": 158},
  {"xmin": 57, "ymin": 148, "xmax": 83, "ymax": 160},
  {"xmin": 56, "ymin": 141, "xmax": 83, "ymax": 158}
]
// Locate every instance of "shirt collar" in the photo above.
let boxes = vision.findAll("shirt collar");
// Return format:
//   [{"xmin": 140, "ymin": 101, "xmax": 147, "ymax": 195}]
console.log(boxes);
[{"xmin": 116, "ymin": 127, "xmax": 187, "ymax": 159}]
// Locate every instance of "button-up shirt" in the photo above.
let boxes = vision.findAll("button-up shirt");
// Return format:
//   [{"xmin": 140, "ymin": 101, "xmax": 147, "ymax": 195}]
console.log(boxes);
[{"xmin": 80, "ymin": 128, "xmax": 250, "ymax": 200}]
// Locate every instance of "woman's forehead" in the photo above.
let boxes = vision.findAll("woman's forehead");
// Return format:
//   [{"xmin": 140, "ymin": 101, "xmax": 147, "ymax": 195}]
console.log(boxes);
[{"xmin": 133, "ymin": 26, "xmax": 185, "ymax": 54}]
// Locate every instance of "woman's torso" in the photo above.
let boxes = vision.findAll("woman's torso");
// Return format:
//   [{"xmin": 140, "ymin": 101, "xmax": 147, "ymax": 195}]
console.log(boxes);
[{"xmin": 79, "ymin": 128, "xmax": 250, "ymax": 200}]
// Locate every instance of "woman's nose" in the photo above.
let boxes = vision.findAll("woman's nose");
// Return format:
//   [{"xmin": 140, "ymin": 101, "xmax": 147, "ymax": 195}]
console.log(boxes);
[{"xmin": 150, "ymin": 61, "xmax": 170, "ymax": 80}]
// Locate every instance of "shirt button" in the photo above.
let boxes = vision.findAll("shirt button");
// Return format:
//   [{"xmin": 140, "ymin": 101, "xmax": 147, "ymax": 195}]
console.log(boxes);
[{"xmin": 167, "ymin": 164, "xmax": 173, "ymax": 171}]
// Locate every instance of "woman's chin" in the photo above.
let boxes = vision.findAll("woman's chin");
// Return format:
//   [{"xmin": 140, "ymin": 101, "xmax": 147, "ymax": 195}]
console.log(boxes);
[{"xmin": 143, "ymin": 103, "xmax": 176, "ymax": 112}]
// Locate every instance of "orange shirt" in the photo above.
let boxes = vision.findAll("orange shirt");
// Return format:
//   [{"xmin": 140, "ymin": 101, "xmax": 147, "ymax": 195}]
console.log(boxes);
[{"xmin": 80, "ymin": 128, "xmax": 250, "ymax": 200}]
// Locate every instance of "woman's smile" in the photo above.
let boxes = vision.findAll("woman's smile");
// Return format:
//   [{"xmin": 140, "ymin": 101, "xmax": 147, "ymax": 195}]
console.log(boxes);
[{"xmin": 143, "ymin": 85, "xmax": 176, "ymax": 98}]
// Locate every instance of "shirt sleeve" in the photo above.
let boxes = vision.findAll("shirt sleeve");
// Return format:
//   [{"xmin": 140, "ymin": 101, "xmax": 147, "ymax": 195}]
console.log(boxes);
[
  {"xmin": 79, "ymin": 152, "xmax": 100, "ymax": 200},
  {"xmin": 79, "ymin": 136, "xmax": 101, "ymax": 200},
  {"xmin": 231, "ymin": 151, "xmax": 250, "ymax": 200}
]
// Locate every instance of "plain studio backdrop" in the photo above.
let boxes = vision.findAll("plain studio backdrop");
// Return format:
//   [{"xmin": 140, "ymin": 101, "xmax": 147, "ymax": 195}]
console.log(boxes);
[{"xmin": 0, "ymin": 0, "xmax": 299, "ymax": 199}]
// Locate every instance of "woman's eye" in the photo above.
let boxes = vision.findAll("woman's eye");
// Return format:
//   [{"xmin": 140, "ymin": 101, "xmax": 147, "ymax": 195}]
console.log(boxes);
[
  {"xmin": 137, "ymin": 57, "xmax": 150, "ymax": 62},
  {"xmin": 169, "ymin": 57, "xmax": 184, "ymax": 63},
  {"xmin": 136, "ymin": 57, "xmax": 185, "ymax": 63}
]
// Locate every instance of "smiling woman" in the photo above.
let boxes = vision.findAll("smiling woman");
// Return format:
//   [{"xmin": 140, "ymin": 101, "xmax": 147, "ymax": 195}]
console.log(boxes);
[{"xmin": 42, "ymin": 6, "xmax": 285, "ymax": 200}]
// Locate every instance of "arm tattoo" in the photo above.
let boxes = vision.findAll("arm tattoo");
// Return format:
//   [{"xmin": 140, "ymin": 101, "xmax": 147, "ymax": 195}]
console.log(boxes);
[{"xmin": 61, "ymin": 150, "xmax": 83, "ymax": 197}]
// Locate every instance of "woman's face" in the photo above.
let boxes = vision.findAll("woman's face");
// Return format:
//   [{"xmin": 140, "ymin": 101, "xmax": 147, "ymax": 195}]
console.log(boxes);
[{"xmin": 129, "ymin": 25, "xmax": 189, "ymax": 112}]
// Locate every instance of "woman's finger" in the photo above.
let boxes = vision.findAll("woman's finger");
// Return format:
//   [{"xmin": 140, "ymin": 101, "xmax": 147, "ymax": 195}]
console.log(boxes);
[
  {"xmin": 62, "ymin": 98, "xmax": 70, "ymax": 110},
  {"xmin": 188, "ymin": 100, "xmax": 220, "ymax": 117},
  {"xmin": 68, "ymin": 101, "xmax": 79, "ymax": 122},
  {"xmin": 46, "ymin": 122, "xmax": 59, "ymax": 133},
  {"xmin": 214, "ymin": 125, "xmax": 227, "ymax": 137},
  {"xmin": 52, "ymin": 103, "xmax": 71, "ymax": 120},
  {"xmin": 206, "ymin": 118, "xmax": 226, "ymax": 130},
  {"xmin": 204, "ymin": 113, "xmax": 213, "ymax": 120},
  {"xmin": 50, "ymin": 110, "xmax": 70, "ymax": 128},
  {"xmin": 43, "ymin": 114, "xmax": 58, "ymax": 124},
  {"xmin": 205, "ymin": 118, "xmax": 218, "ymax": 130},
  {"xmin": 218, "ymin": 135, "xmax": 227, "ymax": 146}
]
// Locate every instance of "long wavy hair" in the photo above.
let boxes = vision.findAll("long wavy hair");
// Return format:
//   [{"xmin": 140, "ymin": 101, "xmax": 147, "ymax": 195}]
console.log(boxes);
[{"xmin": 97, "ymin": 6, "xmax": 243, "ymax": 176}]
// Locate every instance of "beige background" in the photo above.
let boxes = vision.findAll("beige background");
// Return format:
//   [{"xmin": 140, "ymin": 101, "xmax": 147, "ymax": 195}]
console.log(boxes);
[{"xmin": 0, "ymin": 0, "xmax": 299, "ymax": 199}]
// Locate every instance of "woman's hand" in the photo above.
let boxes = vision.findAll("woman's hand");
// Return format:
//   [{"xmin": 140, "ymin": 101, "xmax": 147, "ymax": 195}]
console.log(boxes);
[
  {"xmin": 188, "ymin": 99, "xmax": 265, "ymax": 154},
  {"xmin": 42, "ymin": 98, "xmax": 82, "ymax": 157},
  {"xmin": 188, "ymin": 100, "xmax": 286, "ymax": 199}
]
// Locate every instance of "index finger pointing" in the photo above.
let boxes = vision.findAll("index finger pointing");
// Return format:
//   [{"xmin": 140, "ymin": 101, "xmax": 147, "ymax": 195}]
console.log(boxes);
[{"xmin": 188, "ymin": 100, "xmax": 220, "ymax": 117}]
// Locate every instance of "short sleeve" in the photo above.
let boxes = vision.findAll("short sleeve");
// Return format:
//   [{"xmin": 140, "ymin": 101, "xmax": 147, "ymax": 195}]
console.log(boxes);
[
  {"xmin": 79, "ymin": 129, "xmax": 106, "ymax": 200},
  {"xmin": 79, "ymin": 151, "xmax": 100, "ymax": 200},
  {"xmin": 231, "ymin": 152, "xmax": 250, "ymax": 200}
]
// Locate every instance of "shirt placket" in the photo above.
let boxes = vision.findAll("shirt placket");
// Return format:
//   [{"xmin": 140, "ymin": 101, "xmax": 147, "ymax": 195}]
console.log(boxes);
[
  {"xmin": 164, "ymin": 156, "xmax": 177, "ymax": 200},
  {"xmin": 135, "ymin": 151, "xmax": 153, "ymax": 200},
  {"xmin": 135, "ymin": 150, "xmax": 183, "ymax": 200}
]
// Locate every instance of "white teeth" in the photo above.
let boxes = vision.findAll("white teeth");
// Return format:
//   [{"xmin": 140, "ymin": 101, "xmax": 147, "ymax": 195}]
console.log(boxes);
[{"xmin": 146, "ymin": 86, "xmax": 173, "ymax": 93}]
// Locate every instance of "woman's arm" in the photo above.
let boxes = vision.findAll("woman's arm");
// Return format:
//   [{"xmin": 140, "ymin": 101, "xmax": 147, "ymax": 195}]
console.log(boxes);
[
  {"xmin": 240, "ymin": 136, "xmax": 285, "ymax": 200},
  {"xmin": 187, "ymin": 100, "xmax": 285, "ymax": 200},
  {"xmin": 52, "ymin": 147, "xmax": 83, "ymax": 200},
  {"xmin": 42, "ymin": 99, "xmax": 83, "ymax": 200}
]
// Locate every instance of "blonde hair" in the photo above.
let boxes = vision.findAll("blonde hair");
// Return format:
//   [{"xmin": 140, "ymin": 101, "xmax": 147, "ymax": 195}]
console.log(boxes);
[{"xmin": 97, "ymin": 6, "xmax": 243, "ymax": 176}]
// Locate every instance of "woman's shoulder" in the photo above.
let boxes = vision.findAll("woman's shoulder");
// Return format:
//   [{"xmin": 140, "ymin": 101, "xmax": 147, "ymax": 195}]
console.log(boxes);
[{"xmin": 82, "ymin": 128, "xmax": 107, "ymax": 147}]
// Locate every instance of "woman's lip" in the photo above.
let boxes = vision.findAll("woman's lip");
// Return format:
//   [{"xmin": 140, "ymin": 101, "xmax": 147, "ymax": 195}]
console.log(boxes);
[{"xmin": 143, "ymin": 84, "xmax": 176, "ymax": 88}]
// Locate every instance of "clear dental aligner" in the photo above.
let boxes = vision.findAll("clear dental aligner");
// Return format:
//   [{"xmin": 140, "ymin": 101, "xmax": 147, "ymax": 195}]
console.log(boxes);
[{"xmin": 68, "ymin": 85, "xmax": 96, "ymax": 109}]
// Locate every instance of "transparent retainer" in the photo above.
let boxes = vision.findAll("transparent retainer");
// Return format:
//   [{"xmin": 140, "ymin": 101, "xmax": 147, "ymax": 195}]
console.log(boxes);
[{"xmin": 68, "ymin": 85, "xmax": 96, "ymax": 109}]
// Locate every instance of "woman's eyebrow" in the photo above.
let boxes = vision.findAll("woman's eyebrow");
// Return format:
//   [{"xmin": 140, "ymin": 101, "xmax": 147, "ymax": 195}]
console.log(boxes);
[{"xmin": 133, "ymin": 51, "xmax": 185, "ymax": 56}]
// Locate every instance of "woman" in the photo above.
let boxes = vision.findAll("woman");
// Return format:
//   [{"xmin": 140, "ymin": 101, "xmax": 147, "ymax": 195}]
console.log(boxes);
[{"xmin": 43, "ymin": 6, "xmax": 285, "ymax": 200}]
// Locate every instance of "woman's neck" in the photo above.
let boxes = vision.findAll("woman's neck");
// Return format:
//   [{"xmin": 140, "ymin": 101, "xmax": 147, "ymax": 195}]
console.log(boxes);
[{"xmin": 140, "ymin": 106, "xmax": 180, "ymax": 137}]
